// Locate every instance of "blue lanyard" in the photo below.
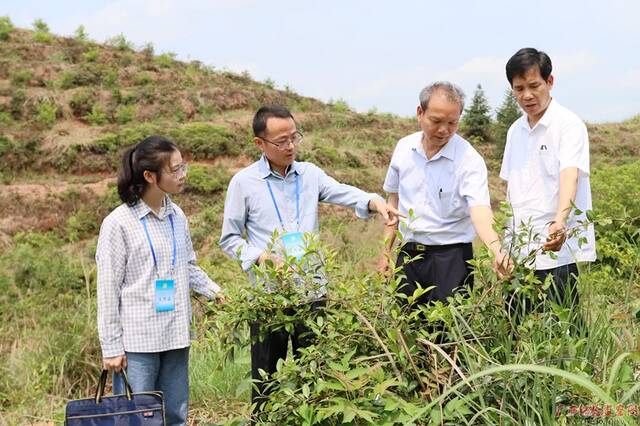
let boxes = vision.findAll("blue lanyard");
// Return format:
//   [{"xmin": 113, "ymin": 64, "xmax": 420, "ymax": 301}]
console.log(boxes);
[
  {"xmin": 266, "ymin": 174, "xmax": 300, "ymax": 231},
  {"xmin": 141, "ymin": 214, "xmax": 176, "ymax": 276}
]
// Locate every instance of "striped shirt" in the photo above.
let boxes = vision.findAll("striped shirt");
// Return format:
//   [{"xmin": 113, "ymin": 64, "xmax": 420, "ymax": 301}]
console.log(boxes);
[{"xmin": 96, "ymin": 197, "xmax": 220, "ymax": 358}]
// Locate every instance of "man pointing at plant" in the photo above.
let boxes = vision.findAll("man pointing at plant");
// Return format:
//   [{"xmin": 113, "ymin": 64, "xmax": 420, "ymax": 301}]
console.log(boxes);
[
  {"xmin": 379, "ymin": 82, "xmax": 511, "ymax": 318},
  {"xmin": 219, "ymin": 104, "xmax": 403, "ymax": 420}
]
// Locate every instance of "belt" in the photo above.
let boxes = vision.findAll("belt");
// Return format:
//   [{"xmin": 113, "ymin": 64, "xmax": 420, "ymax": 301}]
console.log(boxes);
[{"xmin": 401, "ymin": 241, "xmax": 472, "ymax": 253}]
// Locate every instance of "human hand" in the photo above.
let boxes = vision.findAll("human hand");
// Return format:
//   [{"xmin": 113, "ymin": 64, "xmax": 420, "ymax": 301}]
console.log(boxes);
[
  {"xmin": 492, "ymin": 250, "xmax": 513, "ymax": 280},
  {"xmin": 369, "ymin": 198, "xmax": 405, "ymax": 226},
  {"xmin": 258, "ymin": 252, "xmax": 284, "ymax": 269},
  {"xmin": 543, "ymin": 221, "xmax": 567, "ymax": 252},
  {"xmin": 103, "ymin": 355, "xmax": 127, "ymax": 372},
  {"xmin": 377, "ymin": 252, "xmax": 392, "ymax": 276}
]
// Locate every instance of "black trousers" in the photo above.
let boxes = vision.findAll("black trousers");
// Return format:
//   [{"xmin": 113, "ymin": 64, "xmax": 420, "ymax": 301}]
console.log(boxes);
[
  {"xmin": 250, "ymin": 300, "xmax": 324, "ymax": 418},
  {"xmin": 505, "ymin": 263, "xmax": 582, "ymax": 329},
  {"xmin": 395, "ymin": 242, "xmax": 474, "ymax": 305}
]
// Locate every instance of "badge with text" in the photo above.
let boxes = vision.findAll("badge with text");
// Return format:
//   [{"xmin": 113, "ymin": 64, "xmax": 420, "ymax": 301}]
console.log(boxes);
[
  {"xmin": 155, "ymin": 279, "xmax": 176, "ymax": 312},
  {"xmin": 280, "ymin": 231, "xmax": 305, "ymax": 260}
]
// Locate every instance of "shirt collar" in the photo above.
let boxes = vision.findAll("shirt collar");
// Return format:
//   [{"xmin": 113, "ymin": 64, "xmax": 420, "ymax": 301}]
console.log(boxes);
[
  {"xmin": 132, "ymin": 196, "xmax": 174, "ymax": 220},
  {"xmin": 258, "ymin": 154, "xmax": 302, "ymax": 179},
  {"xmin": 412, "ymin": 132, "xmax": 457, "ymax": 161},
  {"xmin": 521, "ymin": 98, "xmax": 556, "ymax": 131}
]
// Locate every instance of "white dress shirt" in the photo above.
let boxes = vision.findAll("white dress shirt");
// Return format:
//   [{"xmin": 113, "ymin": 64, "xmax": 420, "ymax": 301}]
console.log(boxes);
[
  {"xmin": 500, "ymin": 99, "xmax": 596, "ymax": 269},
  {"xmin": 383, "ymin": 132, "xmax": 490, "ymax": 245}
]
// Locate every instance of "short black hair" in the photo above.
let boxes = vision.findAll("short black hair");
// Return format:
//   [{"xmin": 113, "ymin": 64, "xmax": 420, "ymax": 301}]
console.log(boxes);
[
  {"xmin": 252, "ymin": 105, "xmax": 295, "ymax": 137},
  {"xmin": 506, "ymin": 48, "xmax": 552, "ymax": 86}
]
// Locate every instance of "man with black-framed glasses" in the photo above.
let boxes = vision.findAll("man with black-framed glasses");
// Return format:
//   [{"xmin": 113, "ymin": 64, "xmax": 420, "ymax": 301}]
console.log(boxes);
[{"xmin": 220, "ymin": 104, "xmax": 402, "ymax": 420}]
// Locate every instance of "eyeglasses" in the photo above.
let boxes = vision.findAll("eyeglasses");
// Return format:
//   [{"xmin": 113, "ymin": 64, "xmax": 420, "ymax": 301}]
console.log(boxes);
[
  {"xmin": 258, "ymin": 131, "xmax": 304, "ymax": 150},
  {"xmin": 166, "ymin": 163, "xmax": 188, "ymax": 178}
]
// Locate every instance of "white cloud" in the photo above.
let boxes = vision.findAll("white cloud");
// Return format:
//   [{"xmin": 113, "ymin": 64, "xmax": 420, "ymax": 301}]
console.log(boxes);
[{"xmin": 552, "ymin": 52, "xmax": 598, "ymax": 76}]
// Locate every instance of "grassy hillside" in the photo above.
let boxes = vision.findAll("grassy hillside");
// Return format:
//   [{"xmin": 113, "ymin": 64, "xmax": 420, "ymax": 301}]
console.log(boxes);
[{"xmin": 1, "ymin": 18, "xmax": 639, "ymax": 425}]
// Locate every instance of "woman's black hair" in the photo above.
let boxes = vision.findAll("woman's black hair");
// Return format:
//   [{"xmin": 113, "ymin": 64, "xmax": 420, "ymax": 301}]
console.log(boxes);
[{"xmin": 117, "ymin": 135, "xmax": 178, "ymax": 206}]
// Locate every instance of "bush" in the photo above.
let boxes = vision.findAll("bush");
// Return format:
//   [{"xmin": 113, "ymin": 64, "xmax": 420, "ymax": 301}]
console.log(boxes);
[
  {"xmin": 185, "ymin": 164, "xmax": 230, "ymax": 195},
  {"xmin": 106, "ymin": 34, "xmax": 133, "ymax": 51},
  {"xmin": 68, "ymin": 88, "xmax": 96, "ymax": 117},
  {"xmin": 114, "ymin": 104, "xmax": 135, "ymax": 124},
  {"xmin": 85, "ymin": 103, "xmax": 107, "ymax": 126},
  {"xmin": 10, "ymin": 69, "xmax": 32, "ymax": 86},
  {"xmin": 0, "ymin": 16, "xmax": 14, "ymax": 41},
  {"xmin": 32, "ymin": 18, "xmax": 53, "ymax": 43},
  {"xmin": 92, "ymin": 123, "xmax": 162, "ymax": 154},
  {"xmin": 34, "ymin": 99, "xmax": 59, "ymax": 127},
  {"xmin": 10, "ymin": 89, "xmax": 26, "ymax": 119},
  {"xmin": 169, "ymin": 123, "xmax": 241, "ymax": 159},
  {"xmin": 155, "ymin": 52, "xmax": 176, "ymax": 68},
  {"xmin": 74, "ymin": 25, "xmax": 88, "ymax": 42},
  {"xmin": 58, "ymin": 64, "xmax": 104, "ymax": 89},
  {"xmin": 82, "ymin": 49, "xmax": 99, "ymax": 62}
]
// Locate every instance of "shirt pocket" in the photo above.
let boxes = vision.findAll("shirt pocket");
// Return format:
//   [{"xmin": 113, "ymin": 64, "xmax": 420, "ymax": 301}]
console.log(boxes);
[
  {"xmin": 437, "ymin": 188, "xmax": 464, "ymax": 219},
  {"xmin": 538, "ymin": 149, "xmax": 558, "ymax": 177}
]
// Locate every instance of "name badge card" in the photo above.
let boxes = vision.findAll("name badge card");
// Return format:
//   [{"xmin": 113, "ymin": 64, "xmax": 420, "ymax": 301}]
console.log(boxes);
[
  {"xmin": 155, "ymin": 279, "xmax": 176, "ymax": 312},
  {"xmin": 280, "ymin": 231, "xmax": 305, "ymax": 260}
]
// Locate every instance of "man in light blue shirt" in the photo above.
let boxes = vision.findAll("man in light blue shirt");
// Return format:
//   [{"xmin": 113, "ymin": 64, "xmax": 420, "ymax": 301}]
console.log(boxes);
[{"xmin": 219, "ymin": 104, "xmax": 401, "ymax": 418}]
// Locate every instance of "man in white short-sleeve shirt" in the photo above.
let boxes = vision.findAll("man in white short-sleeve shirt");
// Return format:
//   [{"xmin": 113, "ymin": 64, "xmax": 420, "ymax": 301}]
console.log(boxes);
[
  {"xmin": 500, "ymin": 48, "xmax": 596, "ymax": 317},
  {"xmin": 379, "ymin": 82, "xmax": 511, "ymax": 309}
]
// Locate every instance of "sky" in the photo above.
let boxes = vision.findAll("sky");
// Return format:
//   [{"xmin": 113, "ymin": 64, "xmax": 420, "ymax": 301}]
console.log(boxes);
[{"xmin": 3, "ymin": 0, "xmax": 639, "ymax": 123}]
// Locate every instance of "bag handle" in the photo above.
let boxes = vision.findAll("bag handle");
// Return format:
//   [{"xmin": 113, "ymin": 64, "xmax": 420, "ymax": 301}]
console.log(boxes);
[{"xmin": 95, "ymin": 369, "xmax": 134, "ymax": 404}]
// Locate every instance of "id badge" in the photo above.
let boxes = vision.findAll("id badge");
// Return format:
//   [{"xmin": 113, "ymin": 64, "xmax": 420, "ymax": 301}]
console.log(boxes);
[
  {"xmin": 155, "ymin": 279, "xmax": 176, "ymax": 312},
  {"xmin": 280, "ymin": 231, "xmax": 305, "ymax": 260}
]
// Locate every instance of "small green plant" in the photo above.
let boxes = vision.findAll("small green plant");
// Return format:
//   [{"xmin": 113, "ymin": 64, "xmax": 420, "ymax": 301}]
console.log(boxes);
[
  {"xmin": 68, "ymin": 88, "xmax": 96, "ymax": 117},
  {"xmin": 0, "ymin": 15, "xmax": 14, "ymax": 41},
  {"xmin": 106, "ymin": 33, "xmax": 133, "ymax": 51},
  {"xmin": 85, "ymin": 103, "xmax": 107, "ymax": 126},
  {"xmin": 155, "ymin": 52, "xmax": 176, "ymax": 68},
  {"xmin": 74, "ymin": 24, "xmax": 88, "ymax": 42},
  {"xmin": 34, "ymin": 99, "xmax": 59, "ymax": 127},
  {"xmin": 133, "ymin": 72, "xmax": 153, "ymax": 86},
  {"xmin": 82, "ymin": 49, "xmax": 99, "ymax": 62},
  {"xmin": 264, "ymin": 77, "xmax": 276, "ymax": 89},
  {"xmin": 10, "ymin": 69, "xmax": 32, "ymax": 86},
  {"xmin": 331, "ymin": 99, "xmax": 351, "ymax": 113},
  {"xmin": 114, "ymin": 104, "xmax": 135, "ymax": 124},
  {"xmin": 32, "ymin": 18, "xmax": 53, "ymax": 43}
]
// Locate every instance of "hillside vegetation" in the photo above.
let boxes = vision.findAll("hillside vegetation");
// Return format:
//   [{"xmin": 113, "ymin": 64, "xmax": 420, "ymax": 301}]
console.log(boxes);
[{"xmin": 1, "ymin": 18, "xmax": 639, "ymax": 425}]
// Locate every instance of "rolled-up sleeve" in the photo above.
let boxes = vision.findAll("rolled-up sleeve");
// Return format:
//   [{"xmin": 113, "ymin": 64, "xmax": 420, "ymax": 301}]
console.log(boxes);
[
  {"xmin": 219, "ymin": 176, "xmax": 264, "ymax": 271},
  {"xmin": 316, "ymin": 165, "xmax": 380, "ymax": 219},
  {"xmin": 96, "ymin": 217, "xmax": 126, "ymax": 358}
]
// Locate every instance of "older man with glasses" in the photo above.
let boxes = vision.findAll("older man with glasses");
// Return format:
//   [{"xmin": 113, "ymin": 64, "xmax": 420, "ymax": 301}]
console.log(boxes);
[{"xmin": 219, "ymin": 104, "xmax": 402, "ymax": 420}]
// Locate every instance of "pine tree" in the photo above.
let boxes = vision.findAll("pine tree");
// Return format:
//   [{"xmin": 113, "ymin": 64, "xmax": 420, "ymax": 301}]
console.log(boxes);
[
  {"xmin": 461, "ymin": 84, "xmax": 493, "ymax": 143},
  {"xmin": 494, "ymin": 89, "xmax": 522, "ymax": 152}
]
